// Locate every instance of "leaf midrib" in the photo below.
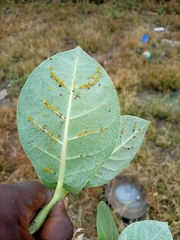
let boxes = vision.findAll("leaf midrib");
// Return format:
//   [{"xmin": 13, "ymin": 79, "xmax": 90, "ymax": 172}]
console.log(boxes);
[{"xmin": 57, "ymin": 47, "xmax": 79, "ymax": 190}]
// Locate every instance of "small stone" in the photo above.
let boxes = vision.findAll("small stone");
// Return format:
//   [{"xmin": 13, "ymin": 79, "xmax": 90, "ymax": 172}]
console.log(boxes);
[{"xmin": 0, "ymin": 89, "xmax": 8, "ymax": 101}]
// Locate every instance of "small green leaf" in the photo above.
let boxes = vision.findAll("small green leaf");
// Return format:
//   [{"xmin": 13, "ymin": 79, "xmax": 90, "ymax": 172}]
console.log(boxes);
[
  {"xmin": 97, "ymin": 201, "xmax": 119, "ymax": 240},
  {"xmin": 118, "ymin": 220, "xmax": 173, "ymax": 240},
  {"xmin": 86, "ymin": 115, "xmax": 150, "ymax": 187},
  {"xmin": 17, "ymin": 46, "xmax": 120, "ymax": 194}
]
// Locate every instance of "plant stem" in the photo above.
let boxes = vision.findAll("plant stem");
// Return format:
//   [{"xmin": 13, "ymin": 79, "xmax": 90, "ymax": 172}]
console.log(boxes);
[{"xmin": 28, "ymin": 186, "xmax": 68, "ymax": 235}]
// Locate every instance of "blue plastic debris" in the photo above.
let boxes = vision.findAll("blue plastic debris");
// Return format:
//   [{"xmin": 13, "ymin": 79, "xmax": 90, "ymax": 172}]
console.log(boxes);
[{"xmin": 141, "ymin": 34, "xmax": 149, "ymax": 43}]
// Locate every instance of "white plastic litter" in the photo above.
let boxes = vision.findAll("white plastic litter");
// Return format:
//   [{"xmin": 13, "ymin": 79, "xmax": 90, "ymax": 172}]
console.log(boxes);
[{"xmin": 154, "ymin": 27, "xmax": 165, "ymax": 32}]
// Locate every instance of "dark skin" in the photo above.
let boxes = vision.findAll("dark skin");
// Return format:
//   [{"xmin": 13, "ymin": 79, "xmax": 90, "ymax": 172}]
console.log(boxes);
[{"xmin": 0, "ymin": 181, "xmax": 74, "ymax": 240}]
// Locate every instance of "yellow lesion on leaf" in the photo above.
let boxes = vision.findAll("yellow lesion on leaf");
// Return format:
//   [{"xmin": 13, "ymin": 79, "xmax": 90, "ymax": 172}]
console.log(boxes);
[
  {"xmin": 36, "ymin": 145, "xmax": 41, "ymax": 152},
  {"xmin": 33, "ymin": 122, "xmax": 41, "ymax": 130},
  {"xmin": 51, "ymin": 135, "xmax": 57, "ymax": 143},
  {"xmin": 27, "ymin": 116, "xmax": 57, "ymax": 141},
  {"xmin": 79, "ymin": 66, "xmax": 102, "ymax": 89},
  {"xmin": 77, "ymin": 129, "xmax": 95, "ymax": 137},
  {"xmin": 43, "ymin": 166, "xmax": 52, "ymax": 174},
  {"xmin": 49, "ymin": 65, "xmax": 66, "ymax": 87},
  {"xmin": 77, "ymin": 128, "xmax": 106, "ymax": 137},
  {"xmin": 28, "ymin": 116, "xmax": 33, "ymax": 121},
  {"xmin": 77, "ymin": 132, "xmax": 84, "ymax": 137},
  {"xmin": 99, "ymin": 128, "xmax": 105, "ymax": 133},
  {"xmin": 74, "ymin": 93, "xmax": 80, "ymax": 99},
  {"xmin": 44, "ymin": 130, "xmax": 57, "ymax": 143},
  {"xmin": 134, "ymin": 122, "xmax": 137, "ymax": 131},
  {"xmin": 27, "ymin": 116, "xmax": 41, "ymax": 130},
  {"xmin": 100, "ymin": 103, "xmax": 106, "ymax": 107},
  {"xmin": 44, "ymin": 100, "xmax": 57, "ymax": 112},
  {"xmin": 121, "ymin": 128, "xmax": 124, "ymax": 135}
]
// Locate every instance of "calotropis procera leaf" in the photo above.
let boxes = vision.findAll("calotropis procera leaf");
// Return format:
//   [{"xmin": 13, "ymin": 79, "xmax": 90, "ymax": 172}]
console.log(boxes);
[
  {"xmin": 17, "ymin": 46, "xmax": 120, "ymax": 194},
  {"xmin": 97, "ymin": 201, "xmax": 119, "ymax": 240},
  {"xmin": 118, "ymin": 220, "xmax": 173, "ymax": 240},
  {"xmin": 86, "ymin": 115, "xmax": 150, "ymax": 187}
]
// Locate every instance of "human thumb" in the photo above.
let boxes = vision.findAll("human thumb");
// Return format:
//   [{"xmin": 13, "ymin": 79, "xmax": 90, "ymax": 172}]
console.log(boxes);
[{"xmin": 36, "ymin": 200, "xmax": 74, "ymax": 240}]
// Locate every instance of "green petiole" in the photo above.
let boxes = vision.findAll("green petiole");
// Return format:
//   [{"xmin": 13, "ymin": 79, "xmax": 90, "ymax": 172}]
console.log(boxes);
[{"xmin": 28, "ymin": 185, "xmax": 68, "ymax": 235}]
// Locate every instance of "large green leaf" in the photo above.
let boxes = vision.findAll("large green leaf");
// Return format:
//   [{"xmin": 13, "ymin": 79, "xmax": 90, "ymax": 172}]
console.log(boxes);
[
  {"xmin": 17, "ymin": 46, "xmax": 120, "ymax": 194},
  {"xmin": 97, "ymin": 201, "xmax": 119, "ymax": 240},
  {"xmin": 86, "ymin": 115, "xmax": 150, "ymax": 187},
  {"xmin": 118, "ymin": 220, "xmax": 173, "ymax": 240}
]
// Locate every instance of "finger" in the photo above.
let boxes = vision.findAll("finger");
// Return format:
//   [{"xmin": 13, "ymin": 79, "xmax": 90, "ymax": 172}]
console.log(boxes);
[
  {"xmin": 0, "ymin": 217, "xmax": 35, "ymax": 240},
  {"xmin": 0, "ymin": 181, "xmax": 53, "ymax": 240},
  {"xmin": 7, "ymin": 181, "xmax": 53, "ymax": 227},
  {"xmin": 36, "ymin": 200, "xmax": 74, "ymax": 240},
  {"xmin": 16, "ymin": 181, "xmax": 53, "ymax": 211}
]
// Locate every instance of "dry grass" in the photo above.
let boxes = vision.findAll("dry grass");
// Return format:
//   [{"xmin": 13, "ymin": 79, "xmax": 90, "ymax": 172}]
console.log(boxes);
[{"xmin": 0, "ymin": 0, "xmax": 180, "ymax": 239}]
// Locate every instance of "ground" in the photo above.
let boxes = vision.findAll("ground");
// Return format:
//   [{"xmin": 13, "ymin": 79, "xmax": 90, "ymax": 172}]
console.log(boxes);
[{"xmin": 0, "ymin": 0, "xmax": 180, "ymax": 239}]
